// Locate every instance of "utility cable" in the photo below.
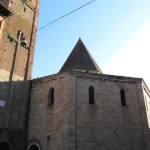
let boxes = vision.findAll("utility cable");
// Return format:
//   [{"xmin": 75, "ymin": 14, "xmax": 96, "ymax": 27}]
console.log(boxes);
[{"xmin": 25, "ymin": 0, "xmax": 96, "ymax": 38}]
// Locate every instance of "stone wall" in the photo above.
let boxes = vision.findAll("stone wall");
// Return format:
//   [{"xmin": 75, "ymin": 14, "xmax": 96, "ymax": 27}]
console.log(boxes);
[
  {"xmin": 75, "ymin": 74, "xmax": 149, "ymax": 150},
  {"xmin": 27, "ymin": 71, "xmax": 150, "ymax": 150},
  {"xmin": 0, "ymin": 80, "xmax": 31, "ymax": 150},
  {"xmin": 28, "ymin": 72, "xmax": 71, "ymax": 150}
]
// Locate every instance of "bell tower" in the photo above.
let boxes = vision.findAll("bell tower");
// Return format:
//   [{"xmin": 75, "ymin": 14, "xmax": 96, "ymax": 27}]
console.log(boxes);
[{"xmin": 0, "ymin": 0, "xmax": 40, "ymax": 81}]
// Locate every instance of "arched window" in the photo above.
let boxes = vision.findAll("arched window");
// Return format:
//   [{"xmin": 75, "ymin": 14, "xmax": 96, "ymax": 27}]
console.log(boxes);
[
  {"xmin": 27, "ymin": 142, "xmax": 41, "ymax": 150},
  {"xmin": 0, "ymin": 142, "xmax": 9, "ymax": 150},
  {"xmin": 48, "ymin": 88, "xmax": 54, "ymax": 105},
  {"xmin": 89, "ymin": 86, "xmax": 95, "ymax": 104},
  {"xmin": 120, "ymin": 89, "xmax": 126, "ymax": 106}
]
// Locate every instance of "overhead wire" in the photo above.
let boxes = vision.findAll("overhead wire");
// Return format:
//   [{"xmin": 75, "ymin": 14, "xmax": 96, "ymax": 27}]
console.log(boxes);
[{"xmin": 24, "ymin": 0, "xmax": 96, "ymax": 38}]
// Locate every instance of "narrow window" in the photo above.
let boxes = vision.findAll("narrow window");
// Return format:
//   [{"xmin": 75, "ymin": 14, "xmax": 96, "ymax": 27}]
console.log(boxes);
[
  {"xmin": 20, "ymin": 33, "xmax": 24, "ymax": 40},
  {"xmin": 24, "ymin": 7, "xmax": 26, "ymax": 12},
  {"xmin": 17, "ymin": 30, "xmax": 21, "ymax": 40},
  {"xmin": 120, "ymin": 89, "xmax": 126, "ymax": 106},
  {"xmin": 48, "ymin": 88, "xmax": 54, "ymax": 105},
  {"xmin": 0, "ymin": 20, "xmax": 2, "ymax": 29},
  {"xmin": 89, "ymin": 86, "xmax": 95, "ymax": 104}
]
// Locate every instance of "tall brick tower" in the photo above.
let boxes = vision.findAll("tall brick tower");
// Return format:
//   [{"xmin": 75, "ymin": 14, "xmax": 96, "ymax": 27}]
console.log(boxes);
[{"xmin": 0, "ymin": 0, "xmax": 40, "ymax": 81}]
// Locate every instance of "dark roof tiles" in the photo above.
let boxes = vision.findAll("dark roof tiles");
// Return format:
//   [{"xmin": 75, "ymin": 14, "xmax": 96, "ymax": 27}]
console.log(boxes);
[{"xmin": 59, "ymin": 39, "xmax": 103, "ymax": 74}]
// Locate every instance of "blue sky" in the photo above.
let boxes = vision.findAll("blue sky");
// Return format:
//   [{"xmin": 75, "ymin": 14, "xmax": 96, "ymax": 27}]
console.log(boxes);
[{"xmin": 32, "ymin": 0, "xmax": 150, "ymax": 87}]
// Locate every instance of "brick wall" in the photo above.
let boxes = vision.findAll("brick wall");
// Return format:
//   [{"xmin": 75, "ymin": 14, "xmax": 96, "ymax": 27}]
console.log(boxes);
[{"xmin": 0, "ymin": 0, "xmax": 39, "ymax": 81}]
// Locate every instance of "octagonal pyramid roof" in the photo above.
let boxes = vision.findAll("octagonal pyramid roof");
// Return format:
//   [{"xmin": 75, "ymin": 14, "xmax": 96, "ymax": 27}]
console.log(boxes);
[{"xmin": 59, "ymin": 39, "xmax": 103, "ymax": 74}]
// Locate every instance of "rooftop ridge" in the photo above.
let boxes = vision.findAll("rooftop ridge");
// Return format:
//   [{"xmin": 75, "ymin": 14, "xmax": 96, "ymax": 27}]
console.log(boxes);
[{"xmin": 32, "ymin": 70, "xmax": 143, "ymax": 86}]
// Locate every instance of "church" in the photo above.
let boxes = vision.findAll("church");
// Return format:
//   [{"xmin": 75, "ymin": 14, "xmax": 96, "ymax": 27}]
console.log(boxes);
[{"xmin": 0, "ymin": 0, "xmax": 150, "ymax": 150}]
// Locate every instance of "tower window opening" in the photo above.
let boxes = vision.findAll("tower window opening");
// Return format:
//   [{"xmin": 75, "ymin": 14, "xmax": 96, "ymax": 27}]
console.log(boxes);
[
  {"xmin": 48, "ymin": 88, "xmax": 54, "ymax": 105},
  {"xmin": 17, "ymin": 30, "xmax": 21, "ymax": 40},
  {"xmin": 24, "ymin": 7, "xmax": 26, "ymax": 12},
  {"xmin": 120, "ymin": 89, "xmax": 126, "ymax": 106},
  {"xmin": 89, "ymin": 86, "xmax": 95, "ymax": 104}
]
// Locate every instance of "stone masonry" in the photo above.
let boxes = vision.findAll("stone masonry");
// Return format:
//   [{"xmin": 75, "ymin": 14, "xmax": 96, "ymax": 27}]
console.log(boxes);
[
  {"xmin": 27, "ymin": 71, "xmax": 150, "ymax": 150},
  {"xmin": 0, "ymin": 80, "xmax": 31, "ymax": 149}
]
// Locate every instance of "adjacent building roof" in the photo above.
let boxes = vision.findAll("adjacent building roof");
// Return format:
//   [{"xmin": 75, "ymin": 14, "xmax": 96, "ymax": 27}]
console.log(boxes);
[
  {"xmin": 59, "ymin": 39, "xmax": 103, "ymax": 74},
  {"xmin": 0, "ymin": 3, "xmax": 12, "ymax": 16}
]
